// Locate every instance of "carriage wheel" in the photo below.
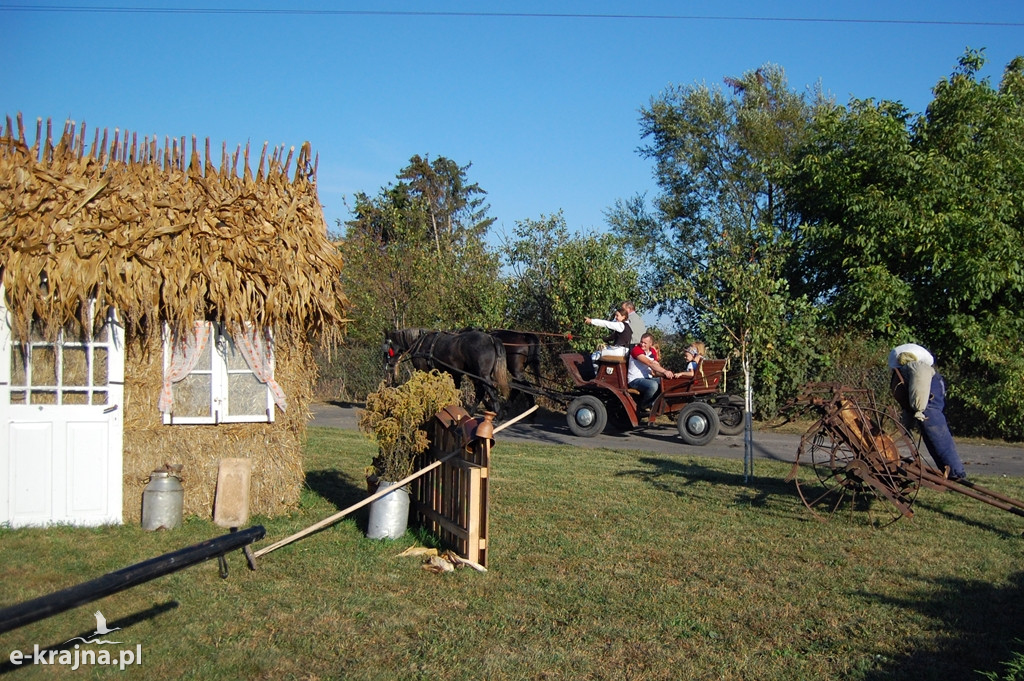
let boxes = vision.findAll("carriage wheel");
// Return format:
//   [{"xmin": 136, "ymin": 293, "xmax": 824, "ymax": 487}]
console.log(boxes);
[
  {"xmin": 676, "ymin": 402, "xmax": 720, "ymax": 446},
  {"xmin": 567, "ymin": 395, "xmax": 608, "ymax": 438},
  {"xmin": 792, "ymin": 407, "xmax": 923, "ymax": 527},
  {"xmin": 714, "ymin": 395, "xmax": 746, "ymax": 436}
]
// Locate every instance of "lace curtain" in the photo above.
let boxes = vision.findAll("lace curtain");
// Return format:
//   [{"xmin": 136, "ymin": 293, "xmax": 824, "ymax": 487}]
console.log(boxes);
[
  {"xmin": 158, "ymin": 322, "xmax": 211, "ymax": 413},
  {"xmin": 234, "ymin": 324, "xmax": 288, "ymax": 412}
]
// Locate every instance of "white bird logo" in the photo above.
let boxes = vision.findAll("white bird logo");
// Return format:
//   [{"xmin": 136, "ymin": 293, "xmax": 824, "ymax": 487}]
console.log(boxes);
[{"xmin": 93, "ymin": 611, "xmax": 120, "ymax": 636}]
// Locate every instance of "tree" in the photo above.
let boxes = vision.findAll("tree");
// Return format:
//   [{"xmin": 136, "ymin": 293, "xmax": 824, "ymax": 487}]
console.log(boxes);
[
  {"xmin": 789, "ymin": 50, "xmax": 1024, "ymax": 438},
  {"xmin": 340, "ymin": 154, "xmax": 504, "ymax": 339},
  {"xmin": 397, "ymin": 155, "xmax": 493, "ymax": 257},
  {"xmin": 617, "ymin": 64, "xmax": 826, "ymax": 418},
  {"xmin": 328, "ymin": 155, "xmax": 504, "ymax": 400},
  {"xmin": 502, "ymin": 212, "xmax": 646, "ymax": 352}
]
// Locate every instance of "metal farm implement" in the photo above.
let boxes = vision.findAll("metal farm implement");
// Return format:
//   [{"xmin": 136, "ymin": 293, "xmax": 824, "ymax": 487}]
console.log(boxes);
[{"xmin": 785, "ymin": 383, "xmax": 1024, "ymax": 527}]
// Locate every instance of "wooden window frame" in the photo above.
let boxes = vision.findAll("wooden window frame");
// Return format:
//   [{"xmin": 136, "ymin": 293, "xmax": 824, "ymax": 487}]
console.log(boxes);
[{"xmin": 161, "ymin": 322, "xmax": 276, "ymax": 425}]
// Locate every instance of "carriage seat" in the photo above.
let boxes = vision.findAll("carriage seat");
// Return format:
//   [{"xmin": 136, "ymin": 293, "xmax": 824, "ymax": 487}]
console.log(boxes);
[{"xmin": 598, "ymin": 353, "xmax": 627, "ymax": 363}]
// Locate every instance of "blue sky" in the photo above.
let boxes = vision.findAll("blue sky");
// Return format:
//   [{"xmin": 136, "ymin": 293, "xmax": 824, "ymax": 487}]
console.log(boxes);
[{"xmin": 2, "ymin": 1, "xmax": 1022, "ymax": 245}]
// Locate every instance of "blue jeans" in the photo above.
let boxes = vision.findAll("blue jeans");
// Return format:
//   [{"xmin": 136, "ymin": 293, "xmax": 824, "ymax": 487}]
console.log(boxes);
[
  {"xmin": 911, "ymin": 373, "xmax": 967, "ymax": 480},
  {"xmin": 629, "ymin": 377, "xmax": 659, "ymax": 409}
]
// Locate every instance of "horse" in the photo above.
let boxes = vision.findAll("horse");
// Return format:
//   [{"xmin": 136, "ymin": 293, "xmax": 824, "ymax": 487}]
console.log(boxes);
[
  {"xmin": 488, "ymin": 329, "xmax": 542, "ymax": 411},
  {"xmin": 488, "ymin": 329, "xmax": 542, "ymax": 383},
  {"xmin": 384, "ymin": 328, "xmax": 510, "ymax": 414}
]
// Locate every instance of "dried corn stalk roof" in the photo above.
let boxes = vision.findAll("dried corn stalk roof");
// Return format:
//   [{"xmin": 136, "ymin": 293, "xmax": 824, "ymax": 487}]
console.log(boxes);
[{"xmin": 0, "ymin": 114, "xmax": 349, "ymax": 343}]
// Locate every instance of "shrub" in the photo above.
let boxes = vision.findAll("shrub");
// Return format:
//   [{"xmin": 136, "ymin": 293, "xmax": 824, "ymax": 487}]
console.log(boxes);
[{"xmin": 358, "ymin": 370, "xmax": 462, "ymax": 481}]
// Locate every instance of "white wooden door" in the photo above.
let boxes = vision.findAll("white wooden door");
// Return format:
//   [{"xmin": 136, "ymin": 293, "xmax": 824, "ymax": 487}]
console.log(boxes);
[{"xmin": 0, "ymin": 294, "xmax": 125, "ymax": 527}]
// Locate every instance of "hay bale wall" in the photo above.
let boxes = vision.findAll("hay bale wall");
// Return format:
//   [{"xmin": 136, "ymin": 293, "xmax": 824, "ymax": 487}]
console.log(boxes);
[{"xmin": 122, "ymin": 334, "xmax": 314, "ymax": 522}]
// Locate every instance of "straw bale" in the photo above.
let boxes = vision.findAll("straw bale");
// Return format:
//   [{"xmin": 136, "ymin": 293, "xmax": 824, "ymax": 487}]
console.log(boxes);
[
  {"xmin": 0, "ymin": 115, "xmax": 349, "ymax": 346},
  {"xmin": 122, "ymin": 334, "xmax": 315, "ymax": 522}
]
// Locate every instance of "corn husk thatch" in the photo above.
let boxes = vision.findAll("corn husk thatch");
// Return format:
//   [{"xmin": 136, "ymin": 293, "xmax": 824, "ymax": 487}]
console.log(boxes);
[{"xmin": 0, "ymin": 114, "xmax": 348, "ymax": 344}]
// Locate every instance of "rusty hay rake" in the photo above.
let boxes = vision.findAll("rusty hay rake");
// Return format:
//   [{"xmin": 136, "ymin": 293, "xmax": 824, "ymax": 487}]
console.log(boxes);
[{"xmin": 784, "ymin": 383, "xmax": 1024, "ymax": 528}]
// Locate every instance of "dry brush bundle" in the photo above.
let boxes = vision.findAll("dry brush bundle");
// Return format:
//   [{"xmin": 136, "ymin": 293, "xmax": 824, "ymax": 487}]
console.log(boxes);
[
  {"xmin": 0, "ymin": 114, "xmax": 349, "ymax": 346},
  {"xmin": 359, "ymin": 371, "xmax": 462, "ymax": 482}
]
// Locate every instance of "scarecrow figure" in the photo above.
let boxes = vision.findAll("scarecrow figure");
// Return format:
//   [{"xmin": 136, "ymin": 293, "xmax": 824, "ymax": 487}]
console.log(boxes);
[{"xmin": 888, "ymin": 343, "xmax": 967, "ymax": 481}]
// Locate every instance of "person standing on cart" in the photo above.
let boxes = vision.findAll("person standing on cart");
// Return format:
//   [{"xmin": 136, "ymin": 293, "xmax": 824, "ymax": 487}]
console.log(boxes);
[{"xmin": 621, "ymin": 301, "xmax": 646, "ymax": 345}]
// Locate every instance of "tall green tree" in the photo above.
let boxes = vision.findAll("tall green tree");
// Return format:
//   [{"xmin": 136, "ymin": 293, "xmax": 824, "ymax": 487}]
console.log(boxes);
[
  {"xmin": 326, "ymin": 155, "xmax": 504, "ymax": 400},
  {"xmin": 340, "ymin": 154, "xmax": 504, "ymax": 341},
  {"xmin": 502, "ymin": 212, "xmax": 646, "ymax": 351},
  {"xmin": 789, "ymin": 50, "xmax": 1024, "ymax": 438},
  {"xmin": 617, "ymin": 64, "xmax": 825, "ymax": 415}
]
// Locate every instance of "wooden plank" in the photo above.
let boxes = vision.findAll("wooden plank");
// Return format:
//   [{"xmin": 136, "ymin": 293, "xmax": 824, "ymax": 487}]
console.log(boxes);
[
  {"xmin": 465, "ymin": 467, "xmax": 482, "ymax": 562},
  {"xmin": 213, "ymin": 458, "xmax": 251, "ymax": 528}
]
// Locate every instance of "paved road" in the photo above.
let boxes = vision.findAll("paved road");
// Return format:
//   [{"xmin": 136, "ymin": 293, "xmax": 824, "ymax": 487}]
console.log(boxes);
[{"xmin": 310, "ymin": 402, "xmax": 1024, "ymax": 478}]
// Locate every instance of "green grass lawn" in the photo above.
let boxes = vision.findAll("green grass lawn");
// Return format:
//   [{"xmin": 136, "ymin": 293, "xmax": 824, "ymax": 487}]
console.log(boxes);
[{"xmin": 2, "ymin": 427, "xmax": 1024, "ymax": 680}]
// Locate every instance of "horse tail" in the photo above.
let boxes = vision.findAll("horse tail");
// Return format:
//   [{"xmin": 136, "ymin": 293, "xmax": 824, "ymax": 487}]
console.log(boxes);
[
  {"xmin": 491, "ymin": 337, "xmax": 511, "ymax": 398},
  {"xmin": 527, "ymin": 335, "xmax": 542, "ymax": 382}
]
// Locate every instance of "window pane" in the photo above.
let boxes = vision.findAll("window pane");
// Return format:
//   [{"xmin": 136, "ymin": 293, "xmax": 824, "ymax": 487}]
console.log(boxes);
[
  {"xmin": 30, "ymin": 346, "xmax": 56, "ymax": 387},
  {"xmin": 62, "ymin": 390, "xmax": 89, "ymax": 405},
  {"xmin": 174, "ymin": 374, "xmax": 212, "ymax": 418},
  {"xmin": 92, "ymin": 390, "xmax": 108, "ymax": 405},
  {"xmin": 192, "ymin": 342, "xmax": 213, "ymax": 371},
  {"xmin": 10, "ymin": 390, "xmax": 26, "ymax": 404},
  {"xmin": 10, "ymin": 345, "xmax": 26, "ymax": 386},
  {"xmin": 62, "ymin": 347, "xmax": 89, "ymax": 387},
  {"xmin": 223, "ymin": 340, "xmax": 251, "ymax": 371},
  {"xmin": 228, "ymin": 372, "xmax": 267, "ymax": 416},
  {"xmin": 93, "ymin": 348, "xmax": 108, "ymax": 386},
  {"xmin": 30, "ymin": 389, "xmax": 57, "ymax": 404}
]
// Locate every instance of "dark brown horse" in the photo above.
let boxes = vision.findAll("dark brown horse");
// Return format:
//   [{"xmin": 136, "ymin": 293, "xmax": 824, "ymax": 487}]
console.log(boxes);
[
  {"xmin": 384, "ymin": 328, "xmax": 510, "ymax": 413},
  {"xmin": 488, "ymin": 329, "xmax": 542, "ymax": 410},
  {"xmin": 488, "ymin": 329, "xmax": 542, "ymax": 383}
]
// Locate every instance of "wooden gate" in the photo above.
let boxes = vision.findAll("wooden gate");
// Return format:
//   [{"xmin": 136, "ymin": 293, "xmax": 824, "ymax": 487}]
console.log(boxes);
[{"xmin": 412, "ymin": 407, "xmax": 492, "ymax": 567}]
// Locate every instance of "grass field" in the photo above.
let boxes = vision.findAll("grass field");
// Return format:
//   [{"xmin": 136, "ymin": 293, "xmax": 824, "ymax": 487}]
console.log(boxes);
[{"xmin": 2, "ymin": 427, "xmax": 1024, "ymax": 680}]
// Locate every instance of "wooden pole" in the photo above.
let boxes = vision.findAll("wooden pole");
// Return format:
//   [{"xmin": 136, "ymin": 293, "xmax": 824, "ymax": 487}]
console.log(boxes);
[
  {"xmin": 251, "ymin": 452, "xmax": 458, "ymax": 560},
  {"xmin": 491, "ymin": 404, "xmax": 537, "ymax": 434},
  {"xmin": 250, "ymin": 405, "xmax": 537, "ymax": 562}
]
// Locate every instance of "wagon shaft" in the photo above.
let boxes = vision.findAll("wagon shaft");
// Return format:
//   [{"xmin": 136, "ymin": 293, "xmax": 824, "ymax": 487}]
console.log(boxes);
[{"xmin": 918, "ymin": 467, "xmax": 1024, "ymax": 519}]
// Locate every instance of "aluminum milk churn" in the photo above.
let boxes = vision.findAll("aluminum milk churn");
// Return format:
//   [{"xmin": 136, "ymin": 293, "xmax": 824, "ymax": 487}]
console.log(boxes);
[{"xmin": 141, "ymin": 467, "xmax": 184, "ymax": 530}]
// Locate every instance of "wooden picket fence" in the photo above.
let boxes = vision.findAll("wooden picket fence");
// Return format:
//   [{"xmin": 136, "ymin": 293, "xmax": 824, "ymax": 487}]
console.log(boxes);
[{"xmin": 411, "ymin": 407, "xmax": 493, "ymax": 568}]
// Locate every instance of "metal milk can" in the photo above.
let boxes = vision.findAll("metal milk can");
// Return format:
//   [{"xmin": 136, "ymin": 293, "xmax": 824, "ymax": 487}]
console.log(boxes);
[{"xmin": 141, "ymin": 467, "xmax": 184, "ymax": 530}]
